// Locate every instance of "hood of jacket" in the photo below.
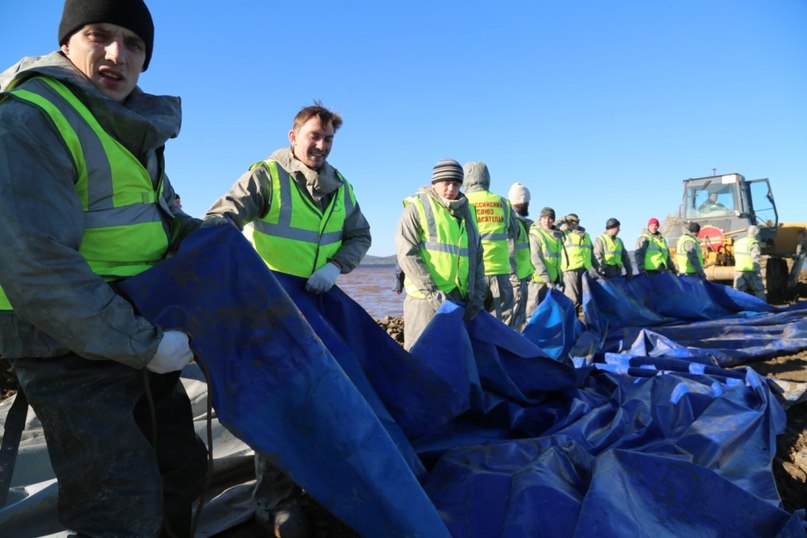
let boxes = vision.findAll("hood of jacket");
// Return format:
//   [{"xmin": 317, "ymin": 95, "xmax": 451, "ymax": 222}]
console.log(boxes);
[
  {"xmin": 462, "ymin": 161, "xmax": 490, "ymax": 193},
  {"xmin": 1, "ymin": 52, "xmax": 181, "ymax": 157},
  {"xmin": 270, "ymin": 147, "xmax": 344, "ymax": 203}
]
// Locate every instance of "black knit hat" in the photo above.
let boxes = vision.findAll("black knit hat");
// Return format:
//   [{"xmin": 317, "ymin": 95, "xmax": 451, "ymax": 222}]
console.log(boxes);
[
  {"xmin": 431, "ymin": 159, "xmax": 464, "ymax": 184},
  {"xmin": 58, "ymin": 0, "xmax": 154, "ymax": 71},
  {"xmin": 605, "ymin": 218, "xmax": 620, "ymax": 229}
]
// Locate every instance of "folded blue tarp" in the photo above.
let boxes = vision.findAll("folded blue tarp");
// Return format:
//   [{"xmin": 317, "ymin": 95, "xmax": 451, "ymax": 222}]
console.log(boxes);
[
  {"xmin": 577, "ymin": 272, "xmax": 807, "ymax": 367},
  {"xmin": 119, "ymin": 226, "xmax": 806, "ymax": 537}
]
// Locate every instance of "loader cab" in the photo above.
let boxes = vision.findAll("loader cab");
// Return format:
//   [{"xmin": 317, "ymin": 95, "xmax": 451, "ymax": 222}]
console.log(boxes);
[{"xmin": 680, "ymin": 173, "xmax": 778, "ymax": 243}]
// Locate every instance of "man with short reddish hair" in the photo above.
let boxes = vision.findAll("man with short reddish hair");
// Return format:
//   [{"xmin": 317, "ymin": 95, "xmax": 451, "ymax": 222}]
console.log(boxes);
[{"xmin": 206, "ymin": 103, "xmax": 371, "ymax": 536}]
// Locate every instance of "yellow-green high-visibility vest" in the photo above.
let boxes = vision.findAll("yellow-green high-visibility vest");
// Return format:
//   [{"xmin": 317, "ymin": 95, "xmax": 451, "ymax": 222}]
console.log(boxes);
[
  {"xmin": 734, "ymin": 236, "xmax": 759, "ymax": 272},
  {"xmin": 597, "ymin": 233, "xmax": 624, "ymax": 269},
  {"xmin": 530, "ymin": 226, "xmax": 562, "ymax": 284},
  {"xmin": 250, "ymin": 159, "xmax": 355, "ymax": 278},
  {"xmin": 676, "ymin": 234, "xmax": 704, "ymax": 274},
  {"xmin": 402, "ymin": 193, "xmax": 471, "ymax": 299},
  {"xmin": 511, "ymin": 218, "xmax": 534, "ymax": 280},
  {"xmin": 465, "ymin": 190, "xmax": 511, "ymax": 275},
  {"xmin": 638, "ymin": 233, "xmax": 670, "ymax": 270},
  {"xmin": 0, "ymin": 76, "xmax": 170, "ymax": 311},
  {"xmin": 561, "ymin": 230, "xmax": 592, "ymax": 271}
]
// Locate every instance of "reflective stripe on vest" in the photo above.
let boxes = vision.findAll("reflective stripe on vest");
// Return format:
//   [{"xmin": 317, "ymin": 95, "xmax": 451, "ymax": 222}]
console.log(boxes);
[
  {"xmin": 675, "ymin": 234, "xmax": 704, "ymax": 274},
  {"xmin": 734, "ymin": 236, "xmax": 759, "ymax": 272},
  {"xmin": 402, "ymin": 193, "xmax": 470, "ymax": 299},
  {"xmin": 0, "ymin": 77, "xmax": 169, "ymax": 311},
  {"xmin": 597, "ymin": 233, "xmax": 624, "ymax": 269},
  {"xmin": 561, "ymin": 230, "xmax": 592, "ymax": 271},
  {"xmin": 638, "ymin": 233, "xmax": 670, "ymax": 270},
  {"xmin": 530, "ymin": 226, "xmax": 562, "ymax": 284},
  {"xmin": 465, "ymin": 191, "xmax": 511, "ymax": 275},
  {"xmin": 251, "ymin": 159, "xmax": 353, "ymax": 278},
  {"xmin": 511, "ymin": 218, "xmax": 534, "ymax": 279}
]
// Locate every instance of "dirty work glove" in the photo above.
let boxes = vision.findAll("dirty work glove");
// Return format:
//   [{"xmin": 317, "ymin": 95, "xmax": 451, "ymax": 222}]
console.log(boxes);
[
  {"xmin": 306, "ymin": 262, "xmax": 340, "ymax": 294},
  {"xmin": 147, "ymin": 331, "xmax": 193, "ymax": 374},
  {"xmin": 200, "ymin": 215, "xmax": 233, "ymax": 228},
  {"xmin": 463, "ymin": 301, "xmax": 482, "ymax": 323}
]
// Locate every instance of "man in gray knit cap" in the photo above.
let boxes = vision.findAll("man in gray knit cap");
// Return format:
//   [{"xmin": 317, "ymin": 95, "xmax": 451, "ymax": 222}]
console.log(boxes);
[
  {"xmin": 395, "ymin": 159, "xmax": 486, "ymax": 349},
  {"xmin": 0, "ymin": 0, "xmax": 206, "ymax": 535}
]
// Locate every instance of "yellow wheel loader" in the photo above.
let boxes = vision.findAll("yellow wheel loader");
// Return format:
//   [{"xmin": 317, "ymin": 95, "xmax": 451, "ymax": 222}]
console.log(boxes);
[{"xmin": 667, "ymin": 173, "xmax": 806, "ymax": 301}]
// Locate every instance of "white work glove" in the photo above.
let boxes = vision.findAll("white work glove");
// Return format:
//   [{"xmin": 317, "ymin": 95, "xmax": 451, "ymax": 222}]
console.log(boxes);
[
  {"xmin": 147, "ymin": 331, "xmax": 193, "ymax": 374},
  {"xmin": 427, "ymin": 290, "xmax": 447, "ymax": 311},
  {"xmin": 306, "ymin": 262, "xmax": 341, "ymax": 294}
]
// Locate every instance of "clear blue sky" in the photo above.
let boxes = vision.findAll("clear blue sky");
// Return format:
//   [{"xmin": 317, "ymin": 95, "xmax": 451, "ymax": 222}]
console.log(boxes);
[{"xmin": 4, "ymin": 1, "xmax": 806, "ymax": 256}]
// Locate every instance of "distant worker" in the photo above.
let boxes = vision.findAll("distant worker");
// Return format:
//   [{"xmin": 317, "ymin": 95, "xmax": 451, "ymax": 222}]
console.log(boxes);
[
  {"xmin": 733, "ymin": 225, "xmax": 766, "ymax": 300},
  {"xmin": 592, "ymin": 218, "xmax": 633, "ymax": 278},
  {"xmin": 676, "ymin": 222, "xmax": 707, "ymax": 278},
  {"xmin": 205, "ymin": 103, "xmax": 371, "ymax": 536},
  {"xmin": 527, "ymin": 207, "xmax": 564, "ymax": 315},
  {"xmin": 560, "ymin": 213, "xmax": 594, "ymax": 313},
  {"xmin": 699, "ymin": 192, "xmax": 727, "ymax": 215},
  {"xmin": 392, "ymin": 262, "xmax": 405, "ymax": 295},
  {"xmin": 463, "ymin": 161, "xmax": 519, "ymax": 322},
  {"xmin": 635, "ymin": 217, "xmax": 675, "ymax": 273},
  {"xmin": 503, "ymin": 182, "xmax": 534, "ymax": 330},
  {"xmin": 395, "ymin": 159, "xmax": 485, "ymax": 350}
]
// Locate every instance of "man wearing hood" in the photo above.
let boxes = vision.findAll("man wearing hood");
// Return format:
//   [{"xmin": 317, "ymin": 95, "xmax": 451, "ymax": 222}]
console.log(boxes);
[
  {"xmin": 205, "ymin": 103, "xmax": 371, "ymax": 536},
  {"xmin": 395, "ymin": 159, "xmax": 486, "ymax": 349},
  {"xmin": 462, "ymin": 162, "xmax": 520, "ymax": 322},
  {"xmin": 733, "ymin": 225, "xmax": 766, "ymax": 300},
  {"xmin": 0, "ymin": 0, "xmax": 206, "ymax": 535}
]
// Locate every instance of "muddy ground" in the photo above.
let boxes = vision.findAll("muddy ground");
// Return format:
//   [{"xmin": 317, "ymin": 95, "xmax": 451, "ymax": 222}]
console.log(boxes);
[{"xmin": 2, "ymin": 294, "xmax": 806, "ymax": 536}]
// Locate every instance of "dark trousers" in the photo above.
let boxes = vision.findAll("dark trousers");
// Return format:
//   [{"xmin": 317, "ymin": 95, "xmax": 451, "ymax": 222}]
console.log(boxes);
[{"xmin": 11, "ymin": 353, "xmax": 207, "ymax": 537}]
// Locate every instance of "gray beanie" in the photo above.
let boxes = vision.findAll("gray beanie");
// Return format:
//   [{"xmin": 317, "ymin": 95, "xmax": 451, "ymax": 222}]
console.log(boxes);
[
  {"xmin": 59, "ymin": 0, "xmax": 155, "ymax": 70},
  {"xmin": 540, "ymin": 207, "xmax": 556, "ymax": 219},
  {"xmin": 431, "ymin": 159, "xmax": 464, "ymax": 184},
  {"xmin": 565, "ymin": 213, "xmax": 580, "ymax": 224},
  {"xmin": 508, "ymin": 182, "xmax": 530, "ymax": 205},
  {"xmin": 688, "ymin": 222, "xmax": 701, "ymax": 234},
  {"xmin": 605, "ymin": 217, "xmax": 620, "ymax": 230}
]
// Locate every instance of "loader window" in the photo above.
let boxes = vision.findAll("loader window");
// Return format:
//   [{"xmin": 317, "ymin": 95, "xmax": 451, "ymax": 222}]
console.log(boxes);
[
  {"xmin": 749, "ymin": 180, "xmax": 776, "ymax": 226},
  {"xmin": 697, "ymin": 189, "xmax": 733, "ymax": 217}
]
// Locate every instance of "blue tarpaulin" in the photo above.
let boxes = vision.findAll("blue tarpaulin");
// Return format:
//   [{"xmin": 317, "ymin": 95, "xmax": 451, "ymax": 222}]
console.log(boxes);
[{"xmin": 118, "ymin": 226, "xmax": 807, "ymax": 537}]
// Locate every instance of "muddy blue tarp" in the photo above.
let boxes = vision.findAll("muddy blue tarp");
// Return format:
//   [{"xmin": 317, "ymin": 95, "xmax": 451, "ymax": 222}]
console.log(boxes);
[
  {"xmin": 578, "ymin": 273, "xmax": 807, "ymax": 368},
  {"xmin": 118, "ymin": 226, "xmax": 807, "ymax": 537}
]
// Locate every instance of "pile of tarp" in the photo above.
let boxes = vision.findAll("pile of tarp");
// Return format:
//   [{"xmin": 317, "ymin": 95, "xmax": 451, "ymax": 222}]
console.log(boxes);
[{"xmin": 4, "ymin": 225, "xmax": 807, "ymax": 536}]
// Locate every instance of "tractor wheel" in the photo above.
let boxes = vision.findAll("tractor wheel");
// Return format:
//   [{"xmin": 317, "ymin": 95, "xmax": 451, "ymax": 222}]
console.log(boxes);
[{"xmin": 762, "ymin": 255, "xmax": 788, "ymax": 303}]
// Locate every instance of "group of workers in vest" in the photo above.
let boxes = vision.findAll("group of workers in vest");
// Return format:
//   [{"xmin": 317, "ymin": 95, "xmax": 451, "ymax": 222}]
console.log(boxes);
[
  {"xmin": 396, "ymin": 165, "xmax": 769, "ymax": 348},
  {"xmin": 0, "ymin": 1, "xmax": 771, "ymax": 536}
]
